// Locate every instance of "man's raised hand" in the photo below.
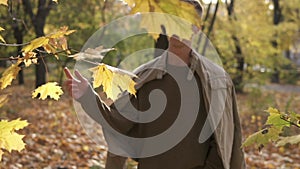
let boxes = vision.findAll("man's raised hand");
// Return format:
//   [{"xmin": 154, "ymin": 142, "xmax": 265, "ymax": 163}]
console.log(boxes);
[{"xmin": 64, "ymin": 67, "xmax": 89, "ymax": 100}]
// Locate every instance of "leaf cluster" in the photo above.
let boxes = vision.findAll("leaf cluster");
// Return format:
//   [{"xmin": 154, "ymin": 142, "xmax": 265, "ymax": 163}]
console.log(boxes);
[
  {"xmin": 242, "ymin": 107, "xmax": 300, "ymax": 149},
  {"xmin": 0, "ymin": 97, "xmax": 29, "ymax": 161},
  {"xmin": 0, "ymin": 26, "xmax": 75, "ymax": 100}
]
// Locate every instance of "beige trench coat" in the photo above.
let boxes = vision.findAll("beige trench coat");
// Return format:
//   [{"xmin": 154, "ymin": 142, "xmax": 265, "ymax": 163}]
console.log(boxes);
[{"xmin": 78, "ymin": 50, "xmax": 246, "ymax": 169}]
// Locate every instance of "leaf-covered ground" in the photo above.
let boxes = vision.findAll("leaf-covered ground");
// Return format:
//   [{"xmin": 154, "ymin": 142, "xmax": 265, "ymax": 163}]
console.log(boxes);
[
  {"xmin": 1, "ymin": 85, "xmax": 300, "ymax": 169},
  {"xmin": 0, "ymin": 86, "xmax": 107, "ymax": 168},
  {"xmin": 239, "ymin": 87, "xmax": 300, "ymax": 169}
]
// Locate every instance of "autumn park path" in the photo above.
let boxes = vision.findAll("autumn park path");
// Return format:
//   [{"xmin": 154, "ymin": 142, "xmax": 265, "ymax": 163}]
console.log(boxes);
[{"xmin": 262, "ymin": 84, "xmax": 300, "ymax": 93}]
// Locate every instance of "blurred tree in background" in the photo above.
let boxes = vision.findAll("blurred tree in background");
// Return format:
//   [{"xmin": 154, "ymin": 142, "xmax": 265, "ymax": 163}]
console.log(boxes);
[
  {"xmin": 203, "ymin": 0, "xmax": 300, "ymax": 91},
  {"xmin": 1, "ymin": 0, "xmax": 299, "ymax": 91},
  {"xmin": 0, "ymin": 0, "xmax": 130, "ymax": 86}
]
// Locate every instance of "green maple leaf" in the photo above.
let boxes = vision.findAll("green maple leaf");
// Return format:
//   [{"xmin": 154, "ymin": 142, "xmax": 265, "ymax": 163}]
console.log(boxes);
[
  {"xmin": 241, "ymin": 126, "xmax": 282, "ymax": 148},
  {"xmin": 265, "ymin": 107, "xmax": 290, "ymax": 130}
]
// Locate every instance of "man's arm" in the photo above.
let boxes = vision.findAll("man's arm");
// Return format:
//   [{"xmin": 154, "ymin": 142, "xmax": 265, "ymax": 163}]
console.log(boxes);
[
  {"xmin": 76, "ymin": 83, "xmax": 137, "ymax": 134},
  {"xmin": 64, "ymin": 68, "xmax": 137, "ymax": 169},
  {"xmin": 105, "ymin": 152, "xmax": 127, "ymax": 169},
  {"xmin": 64, "ymin": 67, "xmax": 136, "ymax": 134}
]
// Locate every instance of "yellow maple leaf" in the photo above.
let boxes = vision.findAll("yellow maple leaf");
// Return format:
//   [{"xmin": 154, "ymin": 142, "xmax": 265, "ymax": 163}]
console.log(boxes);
[
  {"xmin": 0, "ymin": 26, "xmax": 5, "ymax": 43},
  {"xmin": 90, "ymin": 64, "xmax": 136, "ymax": 101},
  {"xmin": 21, "ymin": 26, "xmax": 75, "ymax": 59},
  {"xmin": 43, "ymin": 43, "xmax": 56, "ymax": 54},
  {"xmin": 0, "ymin": 150, "xmax": 3, "ymax": 161},
  {"xmin": 114, "ymin": 73, "xmax": 136, "ymax": 96},
  {"xmin": 0, "ymin": 118, "xmax": 29, "ymax": 131},
  {"xmin": 22, "ymin": 36, "xmax": 49, "ymax": 53},
  {"xmin": 48, "ymin": 26, "xmax": 76, "ymax": 39},
  {"xmin": 0, "ymin": 118, "xmax": 29, "ymax": 161},
  {"xmin": 0, "ymin": 61, "xmax": 21, "ymax": 89},
  {"xmin": 123, "ymin": 0, "xmax": 202, "ymax": 40},
  {"xmin": 0, "ymin": 132, "xmax": 26, "ymax": 152},
  {"xmin": 45, "ymin": 27, "xmax": 75, "ymax": 57},
  {"xmin": 43, "ymin": 42, "xmax": 59, "ymax": 59},
  {"xmin": 32, "ymin": 82, "xmax": 63, "ymax": 100},
  {"xmin": 0, "ymin": 0, "xmax": 7, "ymax": 6},
  {"xmin": 0, "ymin": 94, "xmax": 9, "ymax": 108},
  {"xmin": 0, "ymin": 35, "xmax": 5, "ymax": 43},
  {"xmin": 50, "ymin": 37, "xmax": 69, "ymax": 55},
  {"xmin": 22, "ymin": 52, "xmax": 38, "ymax": 67}
]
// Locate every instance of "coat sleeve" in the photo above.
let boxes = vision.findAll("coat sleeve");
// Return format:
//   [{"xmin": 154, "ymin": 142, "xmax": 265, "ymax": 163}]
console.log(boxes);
[
  {"xmin": 105, "ymin": 152, "xmax": 127, "ymax": 169},
  {"xmin": 230, "ymin": 86, "xmax": 246, "ymax": 169},
  {"xmin": 77, "ymin": 84, "xmax": 140, "ymax": 169},
  {"xmin": 77, "ymin": 84, "xmax": 137, "ymax": 134}
]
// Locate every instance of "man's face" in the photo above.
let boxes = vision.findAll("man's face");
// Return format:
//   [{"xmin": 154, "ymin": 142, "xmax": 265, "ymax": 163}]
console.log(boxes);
[
  {"xmin": 169, "ymin": 35, "xmax": 186, "ymax": 48},
  {"xmin": 168, "ymin": 25, "xmax": 200, "ymax": 50}
]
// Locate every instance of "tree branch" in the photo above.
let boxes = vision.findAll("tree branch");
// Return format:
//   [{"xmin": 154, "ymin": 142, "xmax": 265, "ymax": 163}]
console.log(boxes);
[
  {"xmin": 0, "ymin": 42, "xmax": 30, "ymax": 47},
  {"xmin": 280, "ymin": 116, "xmax": 300, "ymax": 129},
  {"xmin": 0, "ymin": 48, "xmax": 75, "ymax": 61}
]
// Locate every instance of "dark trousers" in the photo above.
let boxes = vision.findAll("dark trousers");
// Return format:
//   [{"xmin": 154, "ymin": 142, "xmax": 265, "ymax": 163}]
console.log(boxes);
[
  {"xmin": 105, "ymin": 141, "xmax": 224, "ymax": 169},
  {"xmin": 191, "ymin": 141, "xmax": 224, "ymax": 169}
]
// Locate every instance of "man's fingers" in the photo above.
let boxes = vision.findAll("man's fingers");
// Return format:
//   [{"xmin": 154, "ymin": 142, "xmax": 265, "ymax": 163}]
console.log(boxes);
[
  {"xmin": 74, "ymin": 69, "xmax": 86, "ymax": 82},
  {"xmin": 64, "ymin": 79, "xmax": 73, "ymax": 84},
  {"xmin": 64, "ymin": 67, "xmax": 74, "ymax": 80},
  {"xmin": 64, "ymin": 79, "xmax": 77, "ymax": 88}
]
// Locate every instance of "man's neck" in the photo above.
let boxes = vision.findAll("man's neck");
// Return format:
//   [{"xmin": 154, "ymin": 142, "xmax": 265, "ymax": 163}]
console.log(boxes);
[{"xmin": 167, "ymin": 47, "xmax": 191, "ymax": 66}]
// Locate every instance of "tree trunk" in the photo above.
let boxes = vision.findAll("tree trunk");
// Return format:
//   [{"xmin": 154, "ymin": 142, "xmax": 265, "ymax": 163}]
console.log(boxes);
[
  {"xmin": 35, "ymin": 55, "xmax": 47, "ymax": 87},
  {"xmin": 201, "ymin": 1, "xmax": 219, "ymax": 56},
  {"xmin": 226, "ymin": 0, "xmax": 234, "ymax": 16},
  {"xmin": 273, "ymin": 0, "xmax": 282, "ymax": 25},
  {"xmin": 34, "ymin": 0, "xmax": 51, "ymax": 87},
  {"xmin": 22, "ymin": 0, "xmax": 55, "ymax": 87},
  {"xmin": 12, "ymin": 2, "xmax": 25, "ymax": 85},
  {"xmin": 232, "ymin": 35, "xmax": 244, "ymax": 91},
  {"xmin": 15, "ymin": 35, "xmax": 24, "ymax": 85},
  {"xmin": 225, "ymin": 0, "xmax": 245, "ymax": 92},
  {"xmin": 271, "ymin": 0, "xmax": 282, "ymax": 83}
]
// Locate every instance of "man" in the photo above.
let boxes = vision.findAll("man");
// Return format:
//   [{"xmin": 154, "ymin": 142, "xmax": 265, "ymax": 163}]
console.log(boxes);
[{"xmin": 64, "ymin": 1, "xmax": 245, "ymax": 168}]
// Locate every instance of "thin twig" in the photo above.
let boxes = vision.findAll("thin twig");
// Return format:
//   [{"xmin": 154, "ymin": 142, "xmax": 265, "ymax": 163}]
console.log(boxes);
[
  {"xmin": 0, "ymin": 42, "xmax": 30, "ymax": 47},
  {"xmin": 70, "ymin": 48, "xmax": 80, "ymax": 53},
  {"xmin": 0, "ymin": 56, "xmax": 19, "ymax": 61},
  {"xmin": 81, "ymin": 59, "xmax": 100, "ymax": 66},
  {"xmin": 35, "ymin": 48, "xmax": 73, "ymax": 55},
  {"xmin": 290, "ymin": 121, "xmax": 300, "ymax": 129},
  {"xmin": 0, "ymin": 47, "xmax": 76, "ymax": 59},
  {"xmin": 0, "ymin": 47, "xmax": 81, "ymax": 61},
  {"xmin": 280, "ymin": 116, "xmax": 300, "ymax": 129},
  {"xmin": 40, "ymin": 55, "xmax": 48, "ymax": 75}
]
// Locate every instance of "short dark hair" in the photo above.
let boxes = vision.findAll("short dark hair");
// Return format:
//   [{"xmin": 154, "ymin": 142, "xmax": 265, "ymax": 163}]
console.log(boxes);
[{"xmin": 182, "ymin": 0, "xmax": 204, "ymax": 18}]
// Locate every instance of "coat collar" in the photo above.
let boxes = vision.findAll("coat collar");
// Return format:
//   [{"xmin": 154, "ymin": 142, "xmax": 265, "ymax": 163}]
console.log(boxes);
[
  {"xmin": 145, "ymin": 50, "xmax": 200, "ymax": 80},
  {"xmin": 133, "ymin": 50, "xmax": 199, "ymax": 89},
  {"xmin": 133, "ymin": 49, "xmax": 227, "ymax": 92}
]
